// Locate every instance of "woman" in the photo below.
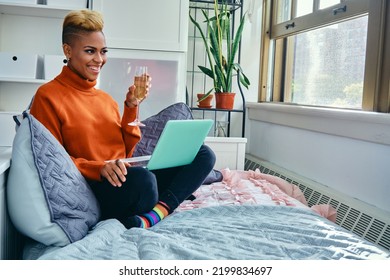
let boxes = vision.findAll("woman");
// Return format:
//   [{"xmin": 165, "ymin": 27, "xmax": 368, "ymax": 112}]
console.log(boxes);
[{"xmin": 30, "ymin": 9, "xmax": 215, "ymax": 229}]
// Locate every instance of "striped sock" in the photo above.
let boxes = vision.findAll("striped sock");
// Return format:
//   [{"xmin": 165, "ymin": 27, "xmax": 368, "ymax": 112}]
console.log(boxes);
[{"xmin": 137, "ymin": 201, "xmax": 170, "ymax": 228}]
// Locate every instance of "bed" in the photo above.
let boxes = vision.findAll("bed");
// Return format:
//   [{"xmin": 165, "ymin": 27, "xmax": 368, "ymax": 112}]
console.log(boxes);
[
  {"xmin": 22, "ymin": 168, "xmax": 390, "ymax": 260},
  {"xmin": 6, "ymin": 103, "xmax": 390, "ymax": 260}
]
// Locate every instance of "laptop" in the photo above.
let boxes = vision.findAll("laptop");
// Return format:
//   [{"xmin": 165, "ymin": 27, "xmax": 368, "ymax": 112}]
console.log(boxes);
[{"xmin": 118, "ymin": 119, "xmax": 213, "ymax": 170}]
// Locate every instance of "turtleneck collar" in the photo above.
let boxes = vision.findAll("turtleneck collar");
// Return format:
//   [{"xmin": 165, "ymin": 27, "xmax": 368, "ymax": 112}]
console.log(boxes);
[{"xmin": 56, "ymin": 66, "xmax": 97, "ymax": 93}]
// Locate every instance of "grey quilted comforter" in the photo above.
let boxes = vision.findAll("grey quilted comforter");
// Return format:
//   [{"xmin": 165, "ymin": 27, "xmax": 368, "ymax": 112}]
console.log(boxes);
[{"xmin": 24, "ymin": 205, "xmax": 390, "ymax": 260}]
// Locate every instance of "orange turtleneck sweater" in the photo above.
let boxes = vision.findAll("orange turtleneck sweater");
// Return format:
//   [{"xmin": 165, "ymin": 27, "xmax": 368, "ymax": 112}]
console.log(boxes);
[{"xmin": 30, "ymin": 66, "xmax": 141, "ymax": 181}]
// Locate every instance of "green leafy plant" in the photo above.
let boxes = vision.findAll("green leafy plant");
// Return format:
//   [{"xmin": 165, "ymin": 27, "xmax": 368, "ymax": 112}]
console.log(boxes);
[{"xmin": 190, "ymin": 0, "xmax": 250, "ymax": 101}]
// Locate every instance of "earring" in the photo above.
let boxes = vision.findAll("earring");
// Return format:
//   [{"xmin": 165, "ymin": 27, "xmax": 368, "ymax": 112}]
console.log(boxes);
[{"xmin": 63, "ymin": 58, "xmax": 68, "ymax": 64}]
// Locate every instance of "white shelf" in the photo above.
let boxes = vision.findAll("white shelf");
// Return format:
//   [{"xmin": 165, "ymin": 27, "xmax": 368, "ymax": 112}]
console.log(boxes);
[
  {"xmin": 0, "ymin": 3, "xmax": 73, "ymax": 18},
  {"xmin": 205, "ymin": 136, "xmax": 247, "ymax": 144},
  {"xmin": 0, "ymin": 147, "xmax": 12, "ymax": 174},
  {"xmin": 0, "ymin": 77, "xmax": 47, "ymax": 84}
]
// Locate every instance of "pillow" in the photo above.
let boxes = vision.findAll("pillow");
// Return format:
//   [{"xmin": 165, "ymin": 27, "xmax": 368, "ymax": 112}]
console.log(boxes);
[
  {"xmin": 7, "ymin": 113, "xmax": 100, "ymax": 247},
  {"xmin": 133, "ymin": 102, "xmax": 222, "ymax": 185}
]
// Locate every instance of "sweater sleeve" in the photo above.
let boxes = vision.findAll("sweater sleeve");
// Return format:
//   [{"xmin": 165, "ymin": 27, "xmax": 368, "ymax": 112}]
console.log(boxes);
[
  {"xmin": 70, "ymin": 157, "xmax": 105, "ymax": 181},
  {"xmin": 121, "ymin": 102, "xmax": 142, "ymax": 157}
]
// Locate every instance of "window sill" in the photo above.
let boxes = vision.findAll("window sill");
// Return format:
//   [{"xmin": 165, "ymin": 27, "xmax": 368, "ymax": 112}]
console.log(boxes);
[{"xmin": 246, "ymin": 102, "xmax": 390, "ymax": 146}]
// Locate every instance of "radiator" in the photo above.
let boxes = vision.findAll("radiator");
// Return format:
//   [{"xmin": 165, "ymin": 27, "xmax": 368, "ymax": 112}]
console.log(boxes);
[{"xmin": 245, "ymin": 154, "xmax": 390, "ymax": 251}]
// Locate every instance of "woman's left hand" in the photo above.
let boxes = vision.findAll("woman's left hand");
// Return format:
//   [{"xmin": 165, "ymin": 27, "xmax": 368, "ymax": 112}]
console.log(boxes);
[{"xmin": 100, "ymin": 159, "xmax": 130, "ymax": 187}]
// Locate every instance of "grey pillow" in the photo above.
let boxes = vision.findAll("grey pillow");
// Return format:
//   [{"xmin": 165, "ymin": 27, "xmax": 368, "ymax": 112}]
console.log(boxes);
[{"xmin": 7, "ymin": 113, "xmax": 100, "ymax": 246}]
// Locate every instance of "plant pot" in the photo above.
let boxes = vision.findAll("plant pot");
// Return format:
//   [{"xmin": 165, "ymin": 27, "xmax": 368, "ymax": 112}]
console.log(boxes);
[
  {"xmin": 197, "ymin": 93, "xmax": 213, "ymax": 108},
  {"xmin": 215, "ymin": 92, "xmax": 236, "ymax": 110}
]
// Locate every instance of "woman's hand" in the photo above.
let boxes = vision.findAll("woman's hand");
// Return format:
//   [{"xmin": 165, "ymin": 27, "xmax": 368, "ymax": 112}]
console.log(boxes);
[
  {"xmin": 125, "ymin": 75, "xmax": 152, "ymax": 108},
  {"xmin": 100, "ymin": 160, "xmax": 130, "ymax": 187}
]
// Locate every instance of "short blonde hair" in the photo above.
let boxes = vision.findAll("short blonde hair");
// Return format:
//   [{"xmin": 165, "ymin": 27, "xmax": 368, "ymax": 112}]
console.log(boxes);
[{"xmin": 62, "ymin": 9, "xmax": 104, "ymax": 44}]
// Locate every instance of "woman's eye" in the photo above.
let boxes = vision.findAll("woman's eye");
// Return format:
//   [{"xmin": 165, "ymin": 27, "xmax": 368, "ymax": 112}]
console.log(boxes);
[{"xmin": 85, "ymin": 49, "xmax": 95, "ymax": 54}]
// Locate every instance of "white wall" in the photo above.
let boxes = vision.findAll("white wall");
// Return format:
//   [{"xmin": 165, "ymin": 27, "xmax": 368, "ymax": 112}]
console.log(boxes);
[
  {"xmin": 239, "ymin": 1, "xmax": 390, "ymax": 213},
  {"xmin": 239, "ymin": 0, "xmax": 261, "ymax": 103},
  {"xmin": 228, "ymin": 0, "xmax": 262, "ymax": 136},
  {"xmin": 246, "ymin": 121, "xmax": 390, "ymax": 213}
]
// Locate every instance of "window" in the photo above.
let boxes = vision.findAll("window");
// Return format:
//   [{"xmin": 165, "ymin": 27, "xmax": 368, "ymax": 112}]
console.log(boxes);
[{"xmin": 260, "ymin": 0, "xmax": 389, "ymax": 112}]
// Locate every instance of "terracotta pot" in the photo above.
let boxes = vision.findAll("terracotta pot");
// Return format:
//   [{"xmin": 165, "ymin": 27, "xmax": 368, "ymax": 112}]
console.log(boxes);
[
  {"xmin": 215, "ymin": 92, "xmax": 236, "ymax": 110},
  {"xmin": 197, "ymin": 93, "xmax": 213, "ymax": 108}
]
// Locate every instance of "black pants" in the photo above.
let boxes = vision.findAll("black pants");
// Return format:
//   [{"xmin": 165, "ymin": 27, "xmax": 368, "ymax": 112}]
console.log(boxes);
[{"xmin": 90, "ymin": 145, "xmax": 216, "ymax": 223}]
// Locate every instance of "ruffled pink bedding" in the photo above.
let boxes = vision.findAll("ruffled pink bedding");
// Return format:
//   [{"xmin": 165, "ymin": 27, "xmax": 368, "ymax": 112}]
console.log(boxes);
[{"xmin": 177, "ymin": 168, "xmax": 337, "ymax": 222}]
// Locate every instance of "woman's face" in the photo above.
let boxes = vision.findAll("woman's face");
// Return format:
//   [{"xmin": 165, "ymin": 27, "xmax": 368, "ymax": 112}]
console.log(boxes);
[{"xmin": 63, "ymin": 31, "xmax": 107, "ymax": 81}]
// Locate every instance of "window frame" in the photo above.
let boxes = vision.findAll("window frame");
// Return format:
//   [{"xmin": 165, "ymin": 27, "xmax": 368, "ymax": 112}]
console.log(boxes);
[{"xmin": 259, "ymin": 0, "xmax": 389, "ymax": 113}]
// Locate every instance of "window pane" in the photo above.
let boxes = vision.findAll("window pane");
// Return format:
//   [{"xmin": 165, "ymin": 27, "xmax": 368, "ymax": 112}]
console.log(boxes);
[
  {"xmin": 287, "ymin": 16, "xmax": 368, "ymax": 109},
  {"xmin": 296, "ymin": 0, "xmax": 313, "ymax": 17},
  {"xmin": 319, "ymin": 0, "xmax": 340, "ymax": 10},
  {"xmin": 275, "ymin": 0, "xmax": 292, "ymax": 23}
]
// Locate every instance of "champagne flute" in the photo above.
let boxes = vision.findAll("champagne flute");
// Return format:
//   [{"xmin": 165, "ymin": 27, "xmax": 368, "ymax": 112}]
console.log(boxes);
[{"xmin": 128, "ymin": 66, "xmax": 148, "ymax": 127}]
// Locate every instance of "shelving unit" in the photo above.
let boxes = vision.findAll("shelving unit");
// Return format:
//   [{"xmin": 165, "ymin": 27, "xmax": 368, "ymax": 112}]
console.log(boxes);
[
  {"xmin": 0, "ymin": 2, "xmax": 89, "ymax": 88},
  {"xmin": 0, "ymin": 0, "xmax": 189, "ymax": 145},
  {"xmin": 187, "ymin": 0, "xmax": 246, "ymax": 137},
  {"xmin": 0, "ymin": 1, "xmax": 91, "ymax": 146}
]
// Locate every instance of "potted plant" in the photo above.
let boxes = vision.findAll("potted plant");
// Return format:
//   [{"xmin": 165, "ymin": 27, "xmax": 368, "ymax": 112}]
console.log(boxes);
[
  {"xmin": 197, "ymin": 92, "xmax": 214, "ymax": 108},
  {"xmin": 190, "ymin": 0, "xmax": 250, "ymax": 109}
]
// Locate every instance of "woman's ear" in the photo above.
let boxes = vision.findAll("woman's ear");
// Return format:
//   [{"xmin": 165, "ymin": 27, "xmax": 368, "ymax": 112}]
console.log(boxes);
[{"xmin": 62, "ymin": 43, "xmax": 71, "ymax": 61}]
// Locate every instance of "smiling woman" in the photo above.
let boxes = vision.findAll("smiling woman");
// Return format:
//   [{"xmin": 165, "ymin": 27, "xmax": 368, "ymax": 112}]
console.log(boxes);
[{"xmin": 27, "ymin": 9, "xmax": 216, "ymax": 231}]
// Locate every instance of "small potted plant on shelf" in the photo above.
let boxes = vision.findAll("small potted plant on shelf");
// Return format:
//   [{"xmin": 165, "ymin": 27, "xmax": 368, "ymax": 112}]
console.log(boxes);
[
  {"xmin": 197, "ymin": 92, "xmax": 214, "ymax": 108},
  {"xmin": 190, "ymin": 0, "xmax": 250, "ymax": 109}
]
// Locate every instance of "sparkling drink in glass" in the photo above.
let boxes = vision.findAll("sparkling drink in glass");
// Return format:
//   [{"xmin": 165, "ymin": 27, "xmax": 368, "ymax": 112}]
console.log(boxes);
[{"xmin": 128, "ymin": 66, "xmax": 148, "ymax": 126}]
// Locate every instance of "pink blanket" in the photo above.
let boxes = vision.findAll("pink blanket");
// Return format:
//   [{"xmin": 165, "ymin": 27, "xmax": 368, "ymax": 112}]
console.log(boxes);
[{"xmin": 177, "ymin": 168, "xmax": 337, "ymax": 222}]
